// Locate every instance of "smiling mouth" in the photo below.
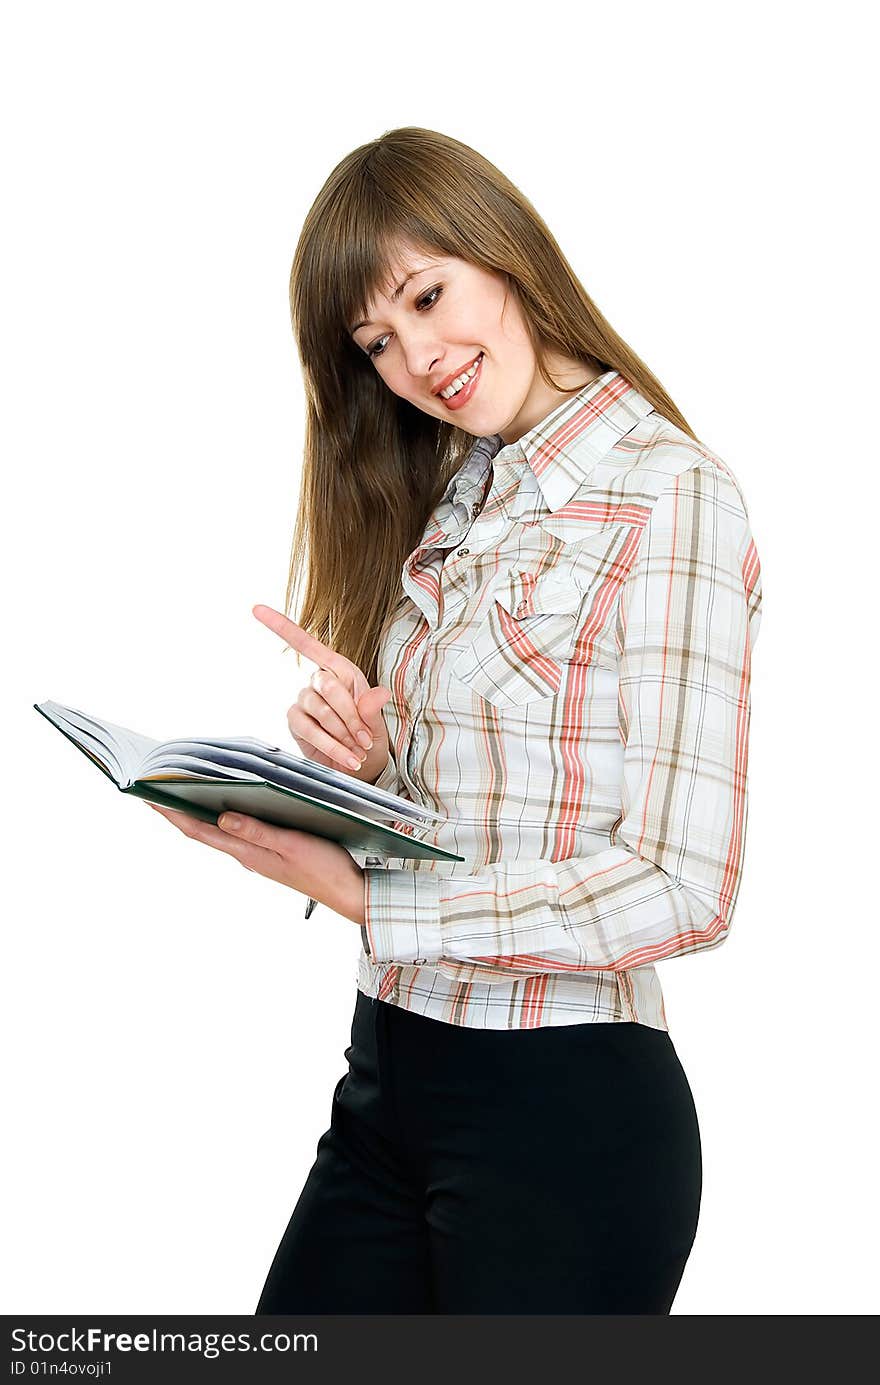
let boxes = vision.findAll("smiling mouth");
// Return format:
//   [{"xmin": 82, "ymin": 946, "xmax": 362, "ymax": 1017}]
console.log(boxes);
[{"xmin": 436, "ymin": 352, "xmax": 484, "ymax": 408}]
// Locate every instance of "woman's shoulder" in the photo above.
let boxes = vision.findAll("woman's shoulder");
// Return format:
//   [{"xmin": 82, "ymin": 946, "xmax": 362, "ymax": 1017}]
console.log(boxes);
[{"xmin": 605, "ymin": 409, "xmax": 756, "ymax": 536}]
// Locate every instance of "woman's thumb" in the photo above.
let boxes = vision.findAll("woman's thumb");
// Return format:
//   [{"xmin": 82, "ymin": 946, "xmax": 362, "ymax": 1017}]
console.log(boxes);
[{"xmin": 358, "ymin": 684, "xmax": 393, "ymax": 734}]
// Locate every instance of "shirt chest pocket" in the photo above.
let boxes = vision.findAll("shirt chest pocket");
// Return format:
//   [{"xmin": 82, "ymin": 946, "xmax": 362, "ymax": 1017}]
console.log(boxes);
[{"xmin": 451, "ymin": 565, "xmax": 602, "ymax": 709}]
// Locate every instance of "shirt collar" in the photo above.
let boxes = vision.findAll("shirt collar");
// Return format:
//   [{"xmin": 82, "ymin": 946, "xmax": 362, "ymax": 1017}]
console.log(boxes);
[
  {"xmin": 428, "ymin": 369, "xmax": 657, "ymax": 548},
  {"xmin": 508, "ymin": 369, "xmax": 656, "ymax": 514}
]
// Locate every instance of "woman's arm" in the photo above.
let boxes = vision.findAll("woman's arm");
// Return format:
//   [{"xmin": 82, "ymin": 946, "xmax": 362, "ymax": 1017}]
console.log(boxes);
[{"xmin": 362, "ymin": 464, "xmax": 763, "ymax": 974}]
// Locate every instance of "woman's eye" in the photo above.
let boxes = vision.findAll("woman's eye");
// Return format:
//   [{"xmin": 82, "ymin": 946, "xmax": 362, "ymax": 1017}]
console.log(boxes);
[
  {"xmin": 366, "ymin": 285, "xmax": 443, "ymax": 360},
  {"xmin": 418, "ymin": 285, "xmax": 442, "ymax": 311}
]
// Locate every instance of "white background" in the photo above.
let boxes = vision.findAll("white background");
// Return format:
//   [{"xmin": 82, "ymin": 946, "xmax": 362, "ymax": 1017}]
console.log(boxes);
[{"xmin": 2, "ymin": 0, "xmax": 876, "ymax": 1315}]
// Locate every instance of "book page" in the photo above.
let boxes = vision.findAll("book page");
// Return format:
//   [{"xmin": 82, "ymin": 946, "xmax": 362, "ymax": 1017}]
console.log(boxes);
[
  {"xmin": 140, "ymin": 742, "xmax": 430, "ymax": 828},
  {"xmin": 38, "ymin": 700, "xmax": 161, "ymax": 784},
  {"xmin": 166, "ymin": 736, "xmax": 442, "ymax": 821}
]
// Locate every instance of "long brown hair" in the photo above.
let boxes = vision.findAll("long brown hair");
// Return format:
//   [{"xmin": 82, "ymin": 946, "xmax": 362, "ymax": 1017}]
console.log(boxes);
[{"xmin": 284, "ymin": 126, "xmax": 697, "ymax": 687}]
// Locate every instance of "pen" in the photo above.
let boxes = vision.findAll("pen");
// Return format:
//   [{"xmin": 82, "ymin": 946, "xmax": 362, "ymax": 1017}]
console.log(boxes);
[{"xmin": 305, "ymin": 897, "xmax": 317, "ymax": 918}]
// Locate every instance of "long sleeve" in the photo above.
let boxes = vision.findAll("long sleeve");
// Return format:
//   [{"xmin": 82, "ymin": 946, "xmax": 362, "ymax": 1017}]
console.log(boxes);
[
  {"xmin": 363, "ymin": 463, "xmax": 762, "ymax": 973},
  {"xmin": 371, "ymin": 749, "xmax": 403, "ymax": 796}
]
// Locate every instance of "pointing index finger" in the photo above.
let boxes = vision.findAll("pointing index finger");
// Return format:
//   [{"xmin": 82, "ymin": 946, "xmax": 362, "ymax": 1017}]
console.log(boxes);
[{"xmin": 252, "ymin": 604, "xmax": 341, "ymax": 671}]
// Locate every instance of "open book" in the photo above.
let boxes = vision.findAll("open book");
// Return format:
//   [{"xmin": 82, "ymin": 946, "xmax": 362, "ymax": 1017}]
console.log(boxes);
[{"xmin": 34, "ymin": 699, "xmax": 464, "ymax": 864}]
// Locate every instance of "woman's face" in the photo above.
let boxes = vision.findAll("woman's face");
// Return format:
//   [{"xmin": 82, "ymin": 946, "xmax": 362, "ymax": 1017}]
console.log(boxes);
[{"xmin": 349, "ymin": 240, "xmax": 596, "ymax": 445}]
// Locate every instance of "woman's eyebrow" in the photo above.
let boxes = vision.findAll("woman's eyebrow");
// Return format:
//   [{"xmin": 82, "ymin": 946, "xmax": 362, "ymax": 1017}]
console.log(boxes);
[{"xmin": 350, "ymin": 262, "xmax": 444, "ymax": 334}]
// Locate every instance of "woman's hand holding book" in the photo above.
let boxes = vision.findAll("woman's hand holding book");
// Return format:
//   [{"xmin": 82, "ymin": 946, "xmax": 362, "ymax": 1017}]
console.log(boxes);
[{"xmin": 145, "ymin": 797, "xmax": 368, "ymax": 926}]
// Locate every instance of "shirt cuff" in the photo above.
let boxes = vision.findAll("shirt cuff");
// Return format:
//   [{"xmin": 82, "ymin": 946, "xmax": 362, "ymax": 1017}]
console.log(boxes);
[{"xmin": 363, "ymin": 867, "xmax": 442, "ymax": 964}]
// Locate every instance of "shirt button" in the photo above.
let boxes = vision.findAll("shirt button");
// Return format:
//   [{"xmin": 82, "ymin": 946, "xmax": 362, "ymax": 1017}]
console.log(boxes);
[
  {"xmin": 457, "ymin": 548, "xmax": 469, "ymax": 556},
  {"xmin": 517, "ymin": 600, "xmax": 528, "ymax": 616},
  {"xmin": 471, "ymin": 502, "xmax": 481, "ymax": 518}
]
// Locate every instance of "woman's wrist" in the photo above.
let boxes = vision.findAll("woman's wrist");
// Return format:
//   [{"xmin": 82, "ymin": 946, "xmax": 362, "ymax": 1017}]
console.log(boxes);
[{"xmin": 350, "ymin": 749, "xmax": 391, "ymax": 785}]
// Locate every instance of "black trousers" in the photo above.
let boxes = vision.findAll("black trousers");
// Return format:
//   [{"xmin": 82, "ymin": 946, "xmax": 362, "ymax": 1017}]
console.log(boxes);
[{"xmin": 255, "ymin": 989, "xmax": 702, "ymax": 1315}]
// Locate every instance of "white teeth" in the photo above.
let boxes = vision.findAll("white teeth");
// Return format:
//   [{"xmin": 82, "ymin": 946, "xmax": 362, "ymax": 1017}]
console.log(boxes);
[{"xmin": 440, "ymin": 354, "xmax": 482, "ymax": 399}]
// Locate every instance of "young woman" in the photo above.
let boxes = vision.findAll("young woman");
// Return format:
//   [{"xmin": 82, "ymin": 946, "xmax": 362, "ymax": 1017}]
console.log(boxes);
[{"xmin": 148, "ymin": 127, "xmax": 762, "ymax": 1314}]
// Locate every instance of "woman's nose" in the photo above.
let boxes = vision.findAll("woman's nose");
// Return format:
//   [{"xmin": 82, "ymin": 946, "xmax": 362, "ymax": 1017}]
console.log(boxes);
[{"xmin": 399, "ymin": 335, "xmax": 442, "ymax": 382}]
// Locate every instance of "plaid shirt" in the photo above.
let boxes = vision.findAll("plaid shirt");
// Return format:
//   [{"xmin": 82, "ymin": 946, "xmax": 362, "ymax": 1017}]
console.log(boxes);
[{"xmin": 356, "ymin": 369, "xmax": 762, "ymax": 1030}]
